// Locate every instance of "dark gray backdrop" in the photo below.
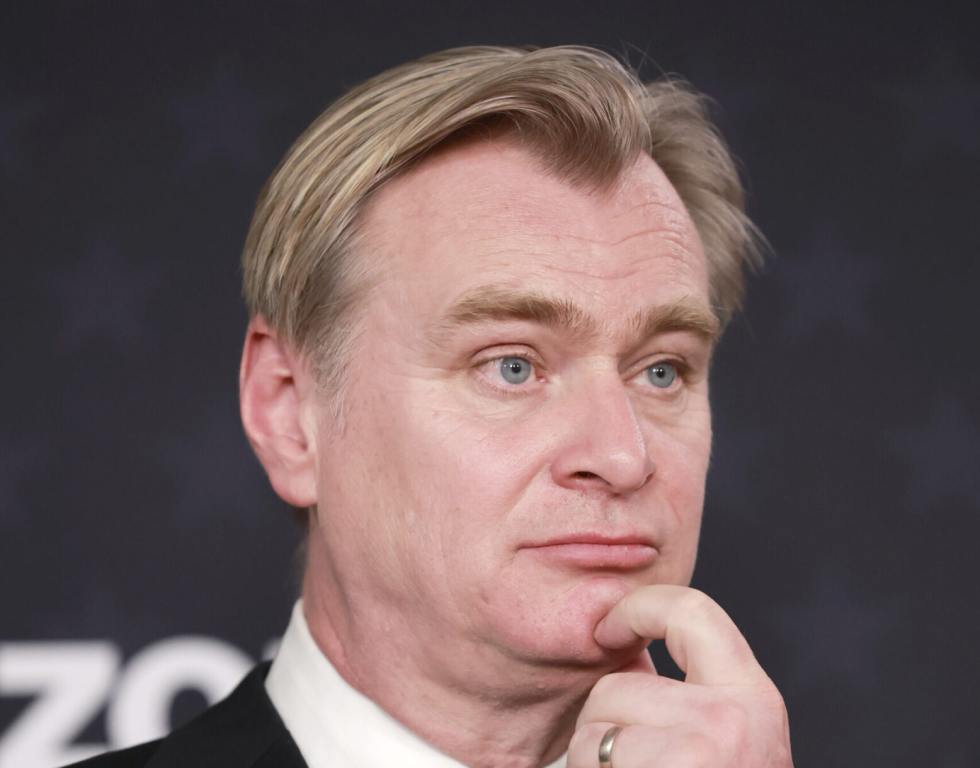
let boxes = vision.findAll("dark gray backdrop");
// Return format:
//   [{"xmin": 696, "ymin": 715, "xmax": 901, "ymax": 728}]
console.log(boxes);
[{"xmin": 2, "ymin": 2, "xmax": 978, "ymax": 766}]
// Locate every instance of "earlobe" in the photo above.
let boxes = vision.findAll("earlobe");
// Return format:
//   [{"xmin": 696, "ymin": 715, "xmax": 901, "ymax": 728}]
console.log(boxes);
[{"xmin": 239, "ymin": 317, "xmax": 318, "ymax": 508}]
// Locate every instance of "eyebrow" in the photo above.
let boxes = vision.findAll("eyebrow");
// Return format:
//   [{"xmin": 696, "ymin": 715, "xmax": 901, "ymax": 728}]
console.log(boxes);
[{"xmin": 431, "ymin": 284, "xmax": 720, "ymax": 346}]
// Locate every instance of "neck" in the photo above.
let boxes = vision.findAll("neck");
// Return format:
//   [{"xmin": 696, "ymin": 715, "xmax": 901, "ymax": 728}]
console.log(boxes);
[{"xmin": 301, "ymin": 570, "xmax": 603, "ymax": 768}]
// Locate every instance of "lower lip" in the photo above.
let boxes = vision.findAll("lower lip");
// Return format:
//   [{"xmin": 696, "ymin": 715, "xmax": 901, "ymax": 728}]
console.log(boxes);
[{"xmin": 526, "ymin": 543, "xmax": 658, "ymax": 569}]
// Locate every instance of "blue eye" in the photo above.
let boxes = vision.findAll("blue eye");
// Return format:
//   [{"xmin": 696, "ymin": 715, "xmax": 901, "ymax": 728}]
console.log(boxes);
[
  {"xmin": 646, "ymin": 362, "xmax": 677, "ymax": 388},
  {"xmin": 499, "ymin": 357, "xmax": 533, "ymax": 384}
]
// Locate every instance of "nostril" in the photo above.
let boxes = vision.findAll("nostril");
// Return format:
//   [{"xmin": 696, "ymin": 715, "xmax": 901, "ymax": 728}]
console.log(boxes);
[{"xmin": 572, "ymin": 471, "xmax": 600, "ymax": 480}]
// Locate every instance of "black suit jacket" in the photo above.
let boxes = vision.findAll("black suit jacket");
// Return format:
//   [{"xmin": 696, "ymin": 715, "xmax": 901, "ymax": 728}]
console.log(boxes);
[{"xmin": 64, "ymin": 663, "xmax": 308, "ymax": 768}]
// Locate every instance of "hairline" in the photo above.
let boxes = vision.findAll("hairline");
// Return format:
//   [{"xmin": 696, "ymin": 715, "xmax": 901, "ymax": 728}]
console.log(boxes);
[{"xmin": 244, "ymin": 46, "xmax": 759, "ymax": 420}]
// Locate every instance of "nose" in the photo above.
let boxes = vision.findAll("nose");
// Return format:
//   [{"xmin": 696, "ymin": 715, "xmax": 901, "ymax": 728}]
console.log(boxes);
[{"xmin": 550, "ymin": 372, "xmax": 655, "ymax": 495}]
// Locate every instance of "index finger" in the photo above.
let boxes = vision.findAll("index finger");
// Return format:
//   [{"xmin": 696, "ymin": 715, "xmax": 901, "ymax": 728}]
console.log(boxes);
[{"xmin": 594, "ymin": 585, "xmax": 766, "ymax": 686}]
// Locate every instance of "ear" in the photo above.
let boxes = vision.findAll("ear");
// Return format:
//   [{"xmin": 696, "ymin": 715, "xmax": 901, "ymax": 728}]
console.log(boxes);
[{"xmin": 239, "ymin": 316, "xmax": 318, "ymax": 508}]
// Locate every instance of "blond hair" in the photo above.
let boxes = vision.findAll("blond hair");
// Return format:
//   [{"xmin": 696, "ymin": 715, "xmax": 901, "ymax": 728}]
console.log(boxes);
[{"xmin": 242, "ymin": 45, "xmax": 761, "ymax": 396}]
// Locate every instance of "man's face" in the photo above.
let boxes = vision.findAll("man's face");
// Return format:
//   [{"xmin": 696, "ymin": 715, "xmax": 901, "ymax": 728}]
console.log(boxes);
[{"xmin": 308, "ymin": 140, "xmax": 715, "ymax": 670}]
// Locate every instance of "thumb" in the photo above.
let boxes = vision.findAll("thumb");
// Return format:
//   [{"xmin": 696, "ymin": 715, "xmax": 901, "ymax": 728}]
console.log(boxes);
[{"xmin": 614, "ymin": 645, "xmax": 658, "ymax": 675}]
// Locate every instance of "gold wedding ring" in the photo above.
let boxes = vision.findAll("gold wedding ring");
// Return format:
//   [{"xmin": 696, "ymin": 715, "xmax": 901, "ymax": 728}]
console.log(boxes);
[{"xmin": 598, "ymin": 725, "xmax": 622, "ymax": 768}]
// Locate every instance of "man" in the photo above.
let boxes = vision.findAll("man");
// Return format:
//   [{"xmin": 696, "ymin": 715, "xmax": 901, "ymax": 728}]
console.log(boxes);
[{"xmin": 71, "ymin": 45, "xmax": 793, "ymax": 767}]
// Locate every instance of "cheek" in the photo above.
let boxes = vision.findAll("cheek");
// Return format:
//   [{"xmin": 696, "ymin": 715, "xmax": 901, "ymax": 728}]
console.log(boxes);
[
  {"xmin": 338, "ymin": 381, "xmax": 540, "ymax": 582},
  {"xmin": 663, "ymin": 424, "xmax": 711, "ymax": 516},
  {"xmin": 651, "ymin": 407, "xmax": 711, "ymax": 582},
  {"xmin": 399, "ymin": 398, "xmax": 543, "ymax": 534}
]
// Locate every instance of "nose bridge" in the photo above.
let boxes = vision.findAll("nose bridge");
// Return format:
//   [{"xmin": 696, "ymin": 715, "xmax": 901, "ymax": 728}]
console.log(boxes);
[{"xmin": 551, "ymin": 365, "xmax": 654, "ymax": 494}]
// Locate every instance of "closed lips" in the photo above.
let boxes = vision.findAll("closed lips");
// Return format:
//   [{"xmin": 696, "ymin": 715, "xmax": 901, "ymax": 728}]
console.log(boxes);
[{"xmin": 523, "ymin": 536, "xmax": 658, "ymax": 569}]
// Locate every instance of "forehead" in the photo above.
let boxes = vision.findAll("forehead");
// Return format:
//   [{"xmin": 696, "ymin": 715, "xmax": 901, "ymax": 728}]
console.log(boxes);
[{"xmin": 358, "ymin": 139, "xmax": 709, "ymax": 331}]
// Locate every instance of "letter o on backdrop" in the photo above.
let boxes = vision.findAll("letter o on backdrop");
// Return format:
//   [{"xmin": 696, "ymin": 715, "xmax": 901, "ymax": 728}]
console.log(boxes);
[{"xmin": 106, "ymin": 637, "xmax": 253, "ymax": 746}]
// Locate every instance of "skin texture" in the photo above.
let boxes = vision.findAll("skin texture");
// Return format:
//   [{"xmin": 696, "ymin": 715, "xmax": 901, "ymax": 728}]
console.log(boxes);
[{"xmin": 240, "ymin": 139, "xmax": 793, "ymax": 766}]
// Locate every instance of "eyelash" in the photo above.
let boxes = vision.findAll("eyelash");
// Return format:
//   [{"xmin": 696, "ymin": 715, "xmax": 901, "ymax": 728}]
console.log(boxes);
[{"xmin": 473, "ymin": 351, "xmax": 689, "ymax": 396}]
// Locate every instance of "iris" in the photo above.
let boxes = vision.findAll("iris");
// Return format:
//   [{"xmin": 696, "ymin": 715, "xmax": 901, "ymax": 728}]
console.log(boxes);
[
  {"xmin": 499, "ymin": 357, "xmax": 532, "ymax": 384},
  {"xmin": 646, "ymin": 362, "xmax": 677, "ymax": 388}
]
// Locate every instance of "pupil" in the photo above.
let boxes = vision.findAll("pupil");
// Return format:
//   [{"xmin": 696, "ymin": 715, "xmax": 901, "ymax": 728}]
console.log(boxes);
[
  {"xmin": 647, "ymin": 363, "xmax": 675, "ymax": 388},
  {"xmin": 501, "ymin": 357, "xmax": 530, "ymax": 384}
]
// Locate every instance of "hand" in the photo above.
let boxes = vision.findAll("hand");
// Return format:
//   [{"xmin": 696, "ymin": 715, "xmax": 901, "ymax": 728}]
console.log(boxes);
[{"xmin": 567, "ymin": 585, "xmax": 793, "ymax": 767}]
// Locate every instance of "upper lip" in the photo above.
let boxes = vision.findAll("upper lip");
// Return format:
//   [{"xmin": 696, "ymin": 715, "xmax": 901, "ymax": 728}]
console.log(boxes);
[{"xmin": 524, "ymin": 533, "xmax": 657, "ymax": 548}]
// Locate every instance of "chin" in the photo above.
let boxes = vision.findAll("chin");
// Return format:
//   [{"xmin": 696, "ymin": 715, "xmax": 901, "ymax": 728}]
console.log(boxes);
[{"xmin": 488, "ymin": 574, "xmax": 636, "ymax": 666}]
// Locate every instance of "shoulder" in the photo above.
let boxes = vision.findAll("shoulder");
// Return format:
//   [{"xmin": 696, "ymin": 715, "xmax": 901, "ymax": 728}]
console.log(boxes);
[
  {"xmin": 60, "ymin": 662, "xmax": 306, "ymax": 768},
  {"xmin": 61, "ymin": 740, "xmax": 161, "ymax": 767}
]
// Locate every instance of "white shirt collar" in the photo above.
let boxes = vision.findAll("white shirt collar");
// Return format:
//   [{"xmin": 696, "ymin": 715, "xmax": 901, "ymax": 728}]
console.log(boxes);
[{"xmin": 266, "ymin": 601, "xmax": 566, "ymax": 768}]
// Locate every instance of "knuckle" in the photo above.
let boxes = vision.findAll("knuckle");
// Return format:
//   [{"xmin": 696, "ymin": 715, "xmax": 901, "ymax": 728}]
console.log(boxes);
[
  {"xmin": 676, "ymin": 587, "xmax": 718, "ymax": 620},
  {"xmin": 701, "ymin": 699, "xmax": 751, "ymax": 753},
  {"xmin": 588, "ymin": 670, "xmax": 655, "ymax": 700},
  {"xmin": 588, "ymin": 672, "xmax": 622, "ymax": 699},
  {"xmin": 568, "ymin": 721, "xmax": 606, "ymax": 754},
  {"xmin": 670, "ymin": 732, "xmax": 718, "ymax": 768},
  {"xmin": 763, "ymin": 683, "xmax": 789, "ymax": 714},
  {"xmin": 763, "ymin": 687, "xmax": 793, "ymax": 745},
  {"xmin": 754, "ymin": 681, "xmax": 791, "ymax": 722}
]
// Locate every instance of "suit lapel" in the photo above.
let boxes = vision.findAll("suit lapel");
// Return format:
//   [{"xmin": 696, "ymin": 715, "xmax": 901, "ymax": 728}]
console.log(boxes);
[{"xmin": 146, "ymin": 662, "xmax": 308, "ymax": 767}]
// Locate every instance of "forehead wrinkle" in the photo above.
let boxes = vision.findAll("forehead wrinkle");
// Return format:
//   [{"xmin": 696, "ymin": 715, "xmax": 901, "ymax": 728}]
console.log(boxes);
[
  {"xmin": 607, "ymin": 225, "xmax": 695, "ymax": 249},
  {"xmin": 610, "ymin": 196, "xmax": 685, "ymax": 219}
]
